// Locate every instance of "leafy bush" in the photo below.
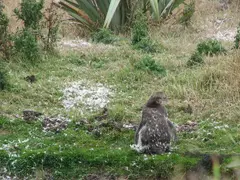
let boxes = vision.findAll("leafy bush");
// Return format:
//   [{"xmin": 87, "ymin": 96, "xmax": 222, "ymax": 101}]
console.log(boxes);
[
  {"xmin": 131, "ymin": 10, "xmax": 160, "ymax": 53},
  {"xmin": 14, "ymin": 0, "xmax": 44, "ymax": 30},
  {"xmin": 12, "ymin": 0, "xmax": 44, "ymax": 63},
  {"xmin": 131, "ymin": 10, "xmax": 148, "ymax": 45},
  {"xmin": 179, "ymin": 0, "xmax": 195, "ymax": 27},
  {"xmin": 187, "ymin": 51, "xmax": 204, "ymax": 67},
  {"xmin": 41, "ymin": 2, "xmax": 60, "ymax": 52},
  {"xmin": 91, "ymin": 28, "xmax": 116, "ymax": 44},
  {"xmin": 14, "ymin": 29, "xmax": 41, "ymax": 63},
  {"xmin": 0, "ymin": 4, "xmax": 12, "ymax": 59},
  {"xmin": 0, "ymin": 65, "xmax": 9, "ymax": 90},
  {"xmin": 134, "ymin": 55, "xmax": 166, "ymax": 76},
  {"xmin": 133, "ymin": 37, "xmax": 159, "ymax": 53},
  {"xmin": 234, "ymin": 23, "xmax": 240, "ymax": 49},
  {"xmin": 197, "ymin": 39, "xmax": 226, "ymax": 56}
]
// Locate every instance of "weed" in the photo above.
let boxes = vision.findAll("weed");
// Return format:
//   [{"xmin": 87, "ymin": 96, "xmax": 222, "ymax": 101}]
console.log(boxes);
[
  {"xmin": 67, "ymin": 54, "xmax": 86, "ymax": 66},
  {"xmin": 134, "ymin": 55, "xmax": 166, "ymax": 76},
  {"xmin": 12, "ymin": 0, "xmax": 44, "ymax": 63},
  {"xmin": 13, "ymin": 29, "xmax": 41, "ymax": 63},
  {"xmin": 0, "ymin": 65, "xmax": 9, "ymax": 90},
  {"xmin": 131, "ymin": 10, "xmax": 148, "ymax": 45},
  {"xmin": 91, "ymin": 28, "xmax": 116, "ymax": 44},
  {"xmin": 187, "ymin": 51, "xmax": 204, "ymax": 67},
  {"xmin": 234, "ymin": 23, "xmax": 240, "ymax": 49},
  {"xmin": 90, "ymin": 57, "xmax": 106, "ymax": 69},
  {"xmin": 199, "ymin": 70, "xmax": 222, "ymax": 91},
  {"xmin": 131, "ymin": 10, "xmax": 160, "ymax": 53},
  {"xmin": 179, "ymin": 0, "xmax": 195, "ymax": 27},
  {"xmin": 197, "ymin": 39, "xmax": 226, "ymax": 56},
  {"xmin": 108, "ymin": 104, "xmax": 126, "ymax": 122},
  {"xmin": 41, "ymin": 1, "xmax": 61, "ymax": 53},
  {"xmin": 0, "ymin": 4, "xmax": 12, "ymax": 59},
  {"xmin": 14, "ymin": 0, "xmax": 44, "ymax": 30},
  {"xmin": 133, "ymin": 37, "xmax": 160, "ymax": 53}
]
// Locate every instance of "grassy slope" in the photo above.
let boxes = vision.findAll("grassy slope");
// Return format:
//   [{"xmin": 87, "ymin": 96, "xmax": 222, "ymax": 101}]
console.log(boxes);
[{"xmin": 1, "ymin": 1, "xmax": 240, "ymax": 179}]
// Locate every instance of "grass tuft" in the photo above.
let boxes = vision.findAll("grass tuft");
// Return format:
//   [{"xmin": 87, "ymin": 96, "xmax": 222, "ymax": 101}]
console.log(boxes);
[
  {"xmin": 197, "ymin": 39, "xmax": 226, "ymax": 56},
  {"xmin": 134, "ymin": 55, "xmax": 166, "ymax": 76}
]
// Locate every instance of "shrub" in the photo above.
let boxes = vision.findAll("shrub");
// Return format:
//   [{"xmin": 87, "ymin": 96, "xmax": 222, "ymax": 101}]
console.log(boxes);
[
  {"xmin": 13, "ymin": 0, "xmax": 44, "ymax": 63},
  {"xmin": 41, "ymin": 1, "xmax": 61, "ymax": 52},
  {"xmin": 14, "ymin": 0, "xmax": 44, "ymax": 30},
  {"xmin": 0, "ymin": 4, "xmax": 12, "ymax": 59},
  {"xmin": 0, "ymin": 65, "xmax": 9, "ymax": 90},
  {"xmin": 187, "ymin": 51, "xmax": 204, "ymax": 67},
  {"xmin": 134, "ymin": 55, "xmax": 166, "ymax": 76},
  {"xmin": 234, "ymin": 23, "xmax": 240, "ymax": 49},
  {"xmin": 133, "ymin": 37, "xmax": 159, "ymax": 53},
  {"xmin": 14, "ymin": 29, "xmax": 41, "ymax": 63},
  {"xmin": 91, "ymin": 28, "xmax": 116, "ymax": 44},
  {"xmin": 179, "ymin": 0, "xmax": 195, "ymax": 27},
  {"xmin": 131, "ymin": 10, "xmax": 161, "ymax": 53},
  {"xmin": 131, "ymin": 10, "xmax": 148, "ymax": 45},
  {"xmin": 197, "ymin": 39, "xmax": 226, "ymax": 56}
]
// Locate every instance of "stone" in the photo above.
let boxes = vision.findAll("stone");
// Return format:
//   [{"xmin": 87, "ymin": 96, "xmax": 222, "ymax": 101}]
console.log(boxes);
[{"xmin": 23, "ymin": 110, "xmax": 42, "ymax": 122}]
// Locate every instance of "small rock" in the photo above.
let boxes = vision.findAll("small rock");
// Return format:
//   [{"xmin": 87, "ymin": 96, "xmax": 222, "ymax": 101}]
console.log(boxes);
[
  {"xmin": 83, "ymin": 174, "xmax": 99, "ymax": 180},
  {"xmin": 177, "ymin": 121, "xmax": 198, "ymax": 132},
  {"xmin": 42, "ymin": 116, "xmax": 70, "ymax": 132},
  {"xmin": 95, "ymin": 107, "xmax": 108, "ymax": 121},
  {"xmin": 23, "ymin": 110, "xmax": 43, "ymax": 122}
]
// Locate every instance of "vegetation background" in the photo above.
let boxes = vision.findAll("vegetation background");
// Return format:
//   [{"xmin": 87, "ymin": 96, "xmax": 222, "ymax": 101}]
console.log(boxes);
[{"xmin": 0, "ymin": 0, "xmax": 240, "ymax": 179}]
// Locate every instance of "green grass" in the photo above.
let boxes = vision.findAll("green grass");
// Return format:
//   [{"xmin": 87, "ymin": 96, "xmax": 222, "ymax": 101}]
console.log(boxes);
[
  {"xmin": 0, "ymin": 116, "xmax": 198, "ymax": 179},
  {"xmin": 1, "ymin": 19, "xmax": 240, "ymax": 179}
]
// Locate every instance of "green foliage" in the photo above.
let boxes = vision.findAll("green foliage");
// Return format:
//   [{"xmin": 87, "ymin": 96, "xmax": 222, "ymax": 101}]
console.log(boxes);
[
  {"xmin": 0, "ymin": 66, "xmax": 9, "ymax": 90},
  {"xmin": 197, "ymin": 39, "xmax": 226, "ymax": 56},
  {"xmin": 0, "ymin": 115, "xmax": 237, "ymax": 179},
  {"xmin": 134, "ymin": 55, "xmax": 166, "ymax": 76},
  {"xmin": 131, "ymin": 10, "xmax": 148, "ymax": 45},
  {"xmin": 131, "ymin": 10, "xmax": 160, "ymax": 53},
  {"xmin": 234, "ymin": 23, "xmax": 240, "ymax": 49},
  {"xmin": 41, "ymin": 2, "xmax": 60, "ymax": 53},
  {"xmin": 56, "ymin": 0, "xmax": 132, "ymax": 32},
  {"xmin": 57, "ymin": 0, "xmax": 185, "ymax": 32},
  {"xmin": 91, "ymin": 28, "xmax": 116, "ymax": 44},
  {"xmin": 133, "ymin": 37, "xmax": 160, "ymax": 53},
  {"xmin": 14, "ymin": 29, "xmax": 41, "ymax": 63},
  {"xmin": 67, "ymin": 54, "xmax": 86, "ymax": 66},
  {"xmin": 108, "ymin": 104, "xmax": 126, "ymax": 122},
  {"xmin": 0, "ymin": 4, "xmax": 9, "ymax": 37},
  {"xmin": 12, "ymin": 0, "xmax": 44, "ymax": 62},
  {"xmin": 179, "ymin": 0, "xmax": 195, "ymax": 26},
  {"xmin": 14, "ymin": 0, "xmax": 44, "ymax": 30},
  {"xmin": 151, "ymin": 0, "xmax": 186, "ymax": 20},
  {"xmin": 0, "ymin": 4, "xmax": 12, "ymax": 59},
  {"xmin": 187, "ymin": 51, "xmax": 204, "ymax": 67},
  {"xmin": 90, "ymin": 57, "xmax": 105, "ymax": 69},
  {"xmin": 0, "ymin": 116, "xmax": 199, "ymax": 179}
]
